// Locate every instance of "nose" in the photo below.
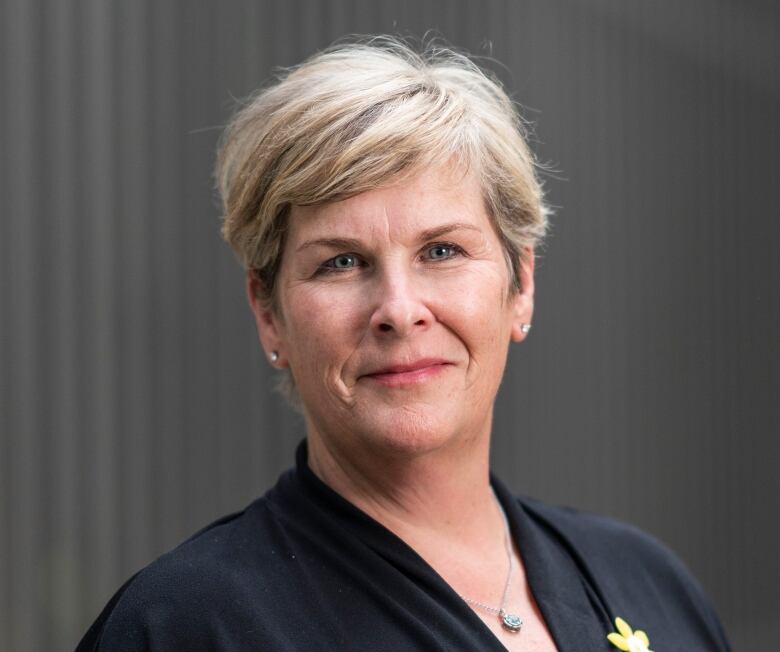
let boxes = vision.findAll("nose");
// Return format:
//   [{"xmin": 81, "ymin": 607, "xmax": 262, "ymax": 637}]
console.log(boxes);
[{"xmin": 369, "ymin": 271, "xmax": 433, "ymax": 338}]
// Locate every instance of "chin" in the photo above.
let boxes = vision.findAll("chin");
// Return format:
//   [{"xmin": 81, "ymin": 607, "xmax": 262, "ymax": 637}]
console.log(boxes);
[{"xmin": 351, "ymin": 403, "xmax": 469, "ymax": 459}]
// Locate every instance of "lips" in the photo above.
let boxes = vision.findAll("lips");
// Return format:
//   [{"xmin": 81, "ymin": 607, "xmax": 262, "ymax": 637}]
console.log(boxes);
[{"xmin": 360, "ymin": 358, "xmax": 452, "ymax": 387}]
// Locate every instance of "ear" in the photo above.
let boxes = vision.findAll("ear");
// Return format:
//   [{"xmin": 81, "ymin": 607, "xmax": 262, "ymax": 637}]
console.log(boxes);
[
  {"xmin": 246, "ymin": 270, "xmax": 287, "ymax": 367},
  {"xmin": 510, "ymin": 248, "xmax": 535, "ymax": 343}
]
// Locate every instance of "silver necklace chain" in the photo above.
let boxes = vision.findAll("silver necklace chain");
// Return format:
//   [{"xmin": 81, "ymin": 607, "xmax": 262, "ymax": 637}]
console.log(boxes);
[{"xmin": 457, "ymin": 494, "xmax": 524, "ymax": 633}]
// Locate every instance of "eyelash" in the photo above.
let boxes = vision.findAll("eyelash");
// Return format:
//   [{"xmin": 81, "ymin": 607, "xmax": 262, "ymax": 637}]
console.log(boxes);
[{"xmin": 316, "ymin": 242, "xmax": 466, "ymax": 275}]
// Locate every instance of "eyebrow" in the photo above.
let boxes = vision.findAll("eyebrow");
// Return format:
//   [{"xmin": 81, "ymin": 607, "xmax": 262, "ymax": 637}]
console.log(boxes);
[{"xmin": 295, "ymin": 222, "xmax": 483, "ymax": 253}]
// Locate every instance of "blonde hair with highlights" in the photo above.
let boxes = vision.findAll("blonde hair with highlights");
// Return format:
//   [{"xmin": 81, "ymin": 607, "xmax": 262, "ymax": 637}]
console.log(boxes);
[{"xmin": 217, "ymin": 35, "xmax": 549, "ymax": 305}]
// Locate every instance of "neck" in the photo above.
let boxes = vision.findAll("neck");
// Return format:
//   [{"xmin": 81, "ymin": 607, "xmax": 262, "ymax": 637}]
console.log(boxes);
[{"xmin": 305, "ymin": 417, "xmax": 501, "ymax": 550}]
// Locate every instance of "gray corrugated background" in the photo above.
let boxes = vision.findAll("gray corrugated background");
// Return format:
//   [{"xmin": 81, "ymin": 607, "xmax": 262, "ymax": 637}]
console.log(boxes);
[{"xmin": 1, "ymin": 1, "xmax": 778, "ymax": 649}]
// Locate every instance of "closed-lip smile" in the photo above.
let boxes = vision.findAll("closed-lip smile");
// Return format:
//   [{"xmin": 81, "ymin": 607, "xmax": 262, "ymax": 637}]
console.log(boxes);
[{"xmin": 361, "ymin": 359, "xmax": 452, "ymax": 387}]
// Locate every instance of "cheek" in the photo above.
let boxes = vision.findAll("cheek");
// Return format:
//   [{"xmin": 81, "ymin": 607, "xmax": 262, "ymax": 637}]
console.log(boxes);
[
  {"xmin": 283, "ymin": 285, "xmax": 366, "ymax": 364},
  {"xmin": 435, "ymin": 269, "xmax": 513, "ymax": 342}
]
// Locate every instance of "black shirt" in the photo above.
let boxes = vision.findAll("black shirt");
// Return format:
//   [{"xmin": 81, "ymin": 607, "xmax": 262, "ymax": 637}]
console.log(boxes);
[{"xmin": 77, "ymin": 441, "xmax": 730, "ymax": 651}]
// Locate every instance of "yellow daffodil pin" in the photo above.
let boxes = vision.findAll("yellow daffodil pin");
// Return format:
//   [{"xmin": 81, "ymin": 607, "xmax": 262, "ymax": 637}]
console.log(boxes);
[{"xmin": 607, "ymin": 617, "xmax": 654, "ymax": 652}]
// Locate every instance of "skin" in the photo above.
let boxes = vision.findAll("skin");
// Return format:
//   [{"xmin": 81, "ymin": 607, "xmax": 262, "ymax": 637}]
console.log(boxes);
[{"xmin": 247, "ymin": 165, "xmax": 558, "ymax": 650}]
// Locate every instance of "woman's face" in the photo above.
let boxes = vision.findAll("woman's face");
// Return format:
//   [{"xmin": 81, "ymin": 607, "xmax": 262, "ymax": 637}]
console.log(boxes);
[{"xmin": 248, "ymin": 165, "xmax": 534, "ymax": 457}]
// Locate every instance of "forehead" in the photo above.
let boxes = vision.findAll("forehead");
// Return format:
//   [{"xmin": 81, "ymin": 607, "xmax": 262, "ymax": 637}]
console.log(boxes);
[{"xmin": 286, "ymin": 165, "xmax": 491, "ymax": 243}]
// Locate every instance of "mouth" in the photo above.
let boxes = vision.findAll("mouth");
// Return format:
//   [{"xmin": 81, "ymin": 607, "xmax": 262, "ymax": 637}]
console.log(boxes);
[{"xmin": 360, "ymin": 359, "xmax": 453, "ymax": 388}]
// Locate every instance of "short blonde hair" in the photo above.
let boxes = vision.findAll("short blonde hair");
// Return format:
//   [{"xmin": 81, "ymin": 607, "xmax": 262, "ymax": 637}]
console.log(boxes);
[{"xmin": 217, "ymin": 35, "xmax": 548, "ymax": 304}]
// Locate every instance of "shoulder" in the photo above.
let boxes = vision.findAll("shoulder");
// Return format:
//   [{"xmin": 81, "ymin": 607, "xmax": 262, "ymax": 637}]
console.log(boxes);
[
  {"xmin": 518, "ymin": 495, "xmax": 731, "ymax": 650},
  {"xmin": 77, "ymin": 498, "xmax": 281, "ymax": 651},
  {"xmin": 519, "ymin": 496, "xmax": 693, "ymax": 589},
  {"xmin": 521, "ymin": 496, "xmax": 680, "ymax": 570}
]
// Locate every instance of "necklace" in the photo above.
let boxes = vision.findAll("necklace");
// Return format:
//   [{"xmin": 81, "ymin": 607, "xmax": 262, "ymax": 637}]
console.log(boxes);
[{"xmin": 458, "ymin": 495, "xmax": 523, "ymax": 633}]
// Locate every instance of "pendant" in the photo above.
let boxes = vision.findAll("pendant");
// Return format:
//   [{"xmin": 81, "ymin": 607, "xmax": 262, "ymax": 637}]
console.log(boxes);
[{"xmin": 501, "ymin": 612, "xmax": 523, "ymax": 632}]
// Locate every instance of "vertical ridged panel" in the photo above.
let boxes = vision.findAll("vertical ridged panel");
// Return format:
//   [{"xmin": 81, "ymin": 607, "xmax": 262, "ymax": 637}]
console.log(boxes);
[
  {"xmin": 5, "ymin": 1, "xmax": 41, "ymax": 649},
  {"xmin": 47, "ymin": 0, "xmax": 80, "ymax": 645}
]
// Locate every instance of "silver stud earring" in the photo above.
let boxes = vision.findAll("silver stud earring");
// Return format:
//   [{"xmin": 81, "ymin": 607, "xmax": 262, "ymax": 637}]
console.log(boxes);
[
  {"xmin": 269, "ymin": 351, "xmax": 279, "ymax": 363},
  {"xmin": 520, "ymin": 323, "xmax": 532, "ymax": 334}
]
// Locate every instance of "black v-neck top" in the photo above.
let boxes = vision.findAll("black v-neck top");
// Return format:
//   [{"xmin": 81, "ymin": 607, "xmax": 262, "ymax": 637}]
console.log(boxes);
[{"xmin": 77, "ymin": 441, "xmax": 730, "ymax": 651}]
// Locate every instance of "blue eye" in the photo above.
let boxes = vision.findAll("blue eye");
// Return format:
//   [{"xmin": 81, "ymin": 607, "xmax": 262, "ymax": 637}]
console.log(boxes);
[
  {"xmin": 322, "ymin": 253, "xmax": 360, "ymax": 271},
  {"xmin": 426, "ymin": 244, "xmax": 460, "ymax": 260}
]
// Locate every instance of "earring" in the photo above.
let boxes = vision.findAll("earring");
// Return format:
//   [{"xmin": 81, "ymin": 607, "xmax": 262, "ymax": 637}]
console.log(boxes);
[
  {"xmin": 520, "ymin": 323, "xmax": 532, "ymax": 334},
  {"xmin": 269, "ymin": 351, "xmax": 279, "ymax": 363}
]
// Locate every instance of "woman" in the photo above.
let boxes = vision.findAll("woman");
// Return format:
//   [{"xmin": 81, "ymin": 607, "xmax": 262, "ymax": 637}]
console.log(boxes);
[{"xmin": 78, "ymin": 37, "xmax": 730, "ymax": 651}]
